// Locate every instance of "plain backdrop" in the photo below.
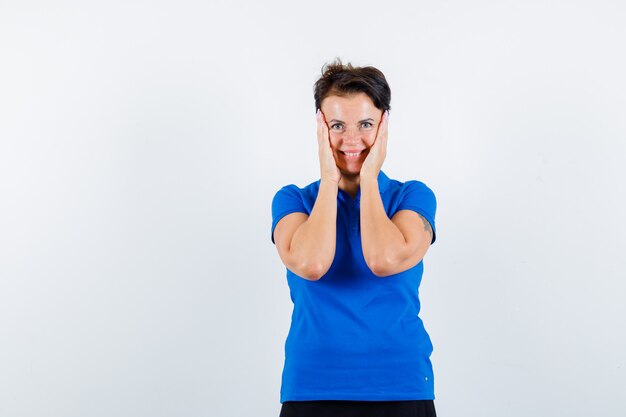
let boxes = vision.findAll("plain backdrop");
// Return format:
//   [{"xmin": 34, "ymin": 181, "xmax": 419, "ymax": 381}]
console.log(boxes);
[{"xmin": 1, "ymin": 1, "xmax": 625, "ymax": 416}]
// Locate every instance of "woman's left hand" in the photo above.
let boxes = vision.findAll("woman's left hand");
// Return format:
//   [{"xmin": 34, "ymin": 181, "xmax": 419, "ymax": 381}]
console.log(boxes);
[{"xmin": 360, "ymin": 110, "xmax": 389, "ymax": 180}]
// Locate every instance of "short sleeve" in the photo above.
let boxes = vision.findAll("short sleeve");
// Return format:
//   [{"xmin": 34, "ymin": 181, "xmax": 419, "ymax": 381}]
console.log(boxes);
[
  {"xmin": 396, "ymin": 180, "xmax": 437, "ymax": 244},
  {"xmin": 271, "ymin": 185, "xmax": 309, "ymax": 244}
]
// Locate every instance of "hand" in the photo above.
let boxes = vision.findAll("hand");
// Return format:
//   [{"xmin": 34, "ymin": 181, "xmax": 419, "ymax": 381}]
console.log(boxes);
[
  {"xmin": 317, "ymin": 109, "xmax": 342, "ymax": 184},
  {"xmin": 360, "ymin": 110, "xmax": 389, "ymax": 180}
]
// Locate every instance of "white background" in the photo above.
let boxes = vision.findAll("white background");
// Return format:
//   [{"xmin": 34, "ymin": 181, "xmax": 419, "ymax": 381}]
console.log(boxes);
[{"xmin": 1, "ymin": 1, "xmax": 625, "ymax": 416}]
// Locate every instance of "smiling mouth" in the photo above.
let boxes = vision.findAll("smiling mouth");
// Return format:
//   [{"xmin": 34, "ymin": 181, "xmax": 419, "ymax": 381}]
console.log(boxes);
[{"xmin": 340, "ymin": 150, "xmax": 367, "ymax": 158}]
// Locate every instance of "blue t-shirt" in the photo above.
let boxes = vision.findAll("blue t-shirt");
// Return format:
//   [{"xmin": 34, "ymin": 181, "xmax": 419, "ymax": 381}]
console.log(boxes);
[{"xmin": 270, "ymin": 169, "xmax": 437, "ymax": 403}]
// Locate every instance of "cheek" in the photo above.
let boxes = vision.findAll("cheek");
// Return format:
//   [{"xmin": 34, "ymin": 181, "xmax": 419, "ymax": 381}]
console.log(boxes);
[
  {"xmin": 328, "ymin": 133, "xmax": 340, "ymax": 148},
  {"xmin": 364, "ymin": 132, "xmax": 377, "ymax": 146}
]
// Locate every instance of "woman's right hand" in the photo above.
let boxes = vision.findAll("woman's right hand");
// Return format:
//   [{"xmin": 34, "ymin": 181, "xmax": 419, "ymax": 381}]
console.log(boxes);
[{"xmin": 317, "ymin": 109, "xmax": 342, "ymax": 185}]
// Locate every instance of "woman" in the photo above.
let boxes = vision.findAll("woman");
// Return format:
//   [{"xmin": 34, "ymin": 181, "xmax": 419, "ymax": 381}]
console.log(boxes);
[{"xmin": 271, "ymin": 59, "xmax": 438, "ymax": 417}]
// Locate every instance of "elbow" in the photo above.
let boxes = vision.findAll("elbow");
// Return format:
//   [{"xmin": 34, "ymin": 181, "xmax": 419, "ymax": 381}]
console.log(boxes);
[
  {"xmin": 297, "ymin": 261, "xmax": 327, "ymax": 281},
  {"xmin": 370, "ymin": 266, "xmax": 390, "ymax": 278},
  {"xmin": 366, "ymin": 255, "xmax": 393, "ymax": 278}
]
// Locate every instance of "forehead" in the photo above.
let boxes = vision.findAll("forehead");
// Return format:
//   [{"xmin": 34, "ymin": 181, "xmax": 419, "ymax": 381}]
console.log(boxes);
[{"xmin": 321, "ymin": 92, "xmax": 376, "ymax": 117}]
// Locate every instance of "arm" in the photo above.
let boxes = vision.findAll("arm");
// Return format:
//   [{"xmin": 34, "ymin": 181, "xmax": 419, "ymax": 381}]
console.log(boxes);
[
  {"xmin": 284, "ymin": 180, "xmax": 338, "ymax": 280},
  {"xmin": 360, "ymin": 177, "xmax": 432, "ymax": 277}
]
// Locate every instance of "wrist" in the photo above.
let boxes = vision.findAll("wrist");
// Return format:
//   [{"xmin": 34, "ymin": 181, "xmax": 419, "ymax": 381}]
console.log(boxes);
[
  {"xmin": 320, "ymin": 178, "xmax": 340, "ymax": 188},
  {"xmin": 360, "ymin": 173, "xmax": 378, "ymax": 184}
]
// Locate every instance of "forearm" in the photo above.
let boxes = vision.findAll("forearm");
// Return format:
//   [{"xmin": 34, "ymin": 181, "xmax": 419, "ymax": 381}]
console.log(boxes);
[
  {"xmin": 289, "ymin": 179, "xmax": 338, "ymax": 279},
  {"xmin": 360, "ymin": 177, "xmax": 408, "ymax": 274}
]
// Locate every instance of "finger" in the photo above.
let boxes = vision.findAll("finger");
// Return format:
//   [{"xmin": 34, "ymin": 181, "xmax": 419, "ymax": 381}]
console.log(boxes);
[
  {"xmin": 321, "ymin": 113, "xmax": 333, "ymax": 154},
  {"xmin": 372, "ymin": 113, "xmax": 384, "ymax": 146},
  {"xmin": 383, "ymin": 111, "xmax": 389, "ymax": 138},
  {"xmin": 380, "ymin": 111, "xmax": 389, "ymax": 142},
  {"xmin": 320, "ymin": 111, "xmax": 329, "ymax": 142},
  {"xmin": 316, "ymin": 110, "xmax": 324, "ymax": 148},
  {"xmin": 317, "ymin": 110, "xmax": 333, "ymax": 158},
  {"xmin": 382, "ymin": 111, "xmax": 389, "ymax": 150}
]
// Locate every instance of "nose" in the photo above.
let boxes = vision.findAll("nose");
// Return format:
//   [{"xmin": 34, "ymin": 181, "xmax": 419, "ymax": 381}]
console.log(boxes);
[{"xmin": 342, "ymin": 126, "xmax": 361, "ymax": 142}]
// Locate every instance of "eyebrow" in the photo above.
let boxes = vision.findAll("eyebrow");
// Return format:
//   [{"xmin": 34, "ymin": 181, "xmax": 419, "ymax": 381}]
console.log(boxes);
[{"xmin": 328, "ymin": 118, "xmax": 375, "ymax": 123}]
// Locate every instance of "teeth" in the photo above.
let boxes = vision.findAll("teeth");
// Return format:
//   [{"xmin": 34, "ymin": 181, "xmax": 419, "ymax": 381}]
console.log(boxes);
[{"xmin": 345, "ymin": 152, "xmax": 360, "ymax": 156}]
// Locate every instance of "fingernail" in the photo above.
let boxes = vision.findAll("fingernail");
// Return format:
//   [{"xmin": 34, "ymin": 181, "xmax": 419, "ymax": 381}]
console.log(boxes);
[{"xmin": 385, "ymin": 110, "xmax": 390, "ymax": 120}]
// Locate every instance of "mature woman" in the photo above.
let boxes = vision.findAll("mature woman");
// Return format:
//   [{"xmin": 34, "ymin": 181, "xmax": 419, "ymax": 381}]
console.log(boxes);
[{"xmin": 271, "ymin": 59, "xmax": 438, "ymax": 417}]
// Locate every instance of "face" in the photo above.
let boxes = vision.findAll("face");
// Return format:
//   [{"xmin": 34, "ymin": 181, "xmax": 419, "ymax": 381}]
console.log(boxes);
[{"xmin": 320, "ymin": 92, "xmax": 384, "ymax": 176}]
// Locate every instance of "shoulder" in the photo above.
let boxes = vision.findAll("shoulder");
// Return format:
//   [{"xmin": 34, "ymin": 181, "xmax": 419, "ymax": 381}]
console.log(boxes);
[
  {"xmin": 271, "ymin": 178, "xmax": 321, "ymax": 215},
  {"xmin": 387, "ymin": 176, "xmax": 438, "ymax": 243},
  {"xmin": 273, "ymin": 183, "xmax": 301, "ymax": 197},
  {"xmin": 386, "ymin": 176, "xmax": 437, "ymax": 203},
  {"xmin": 396, "ymin": 179, "xmax": 436, "ymax": 210},
  {"xmin": 272, "ymin": 180, "xmax": 318, "ymax": 201},
  {"xmin": 401, "ymin": 180, "xmax": 436, "ymax": 201},
  {"xmin": 270, "ymin": 180, "xmax": 317, "ymax": 244},
  {"xmin": 273, "ymin": 178, "xmax": 321, "ymax": 203},
  {"xmin": 271, "ymin": 184, "xmax": 304, "ymax": 212}
]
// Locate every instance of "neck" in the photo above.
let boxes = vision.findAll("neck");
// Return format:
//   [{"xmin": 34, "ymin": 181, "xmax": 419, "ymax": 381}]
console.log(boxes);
[{"xmin": 339, "ymin": 173, "xmax": 361, "ymax": 198}]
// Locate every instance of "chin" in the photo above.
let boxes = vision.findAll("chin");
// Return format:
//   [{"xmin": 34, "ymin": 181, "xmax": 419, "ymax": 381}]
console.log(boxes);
[{"xmin": 339, "ymin": 166, "xmax": 361, "ymax": 177}]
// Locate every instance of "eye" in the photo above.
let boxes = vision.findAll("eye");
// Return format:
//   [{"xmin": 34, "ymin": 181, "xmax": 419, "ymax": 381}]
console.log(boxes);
[
  {"xmin": 361, "ymin": 122, "xmax": 373, "ymax": 128},
  {"xmin": 330, "ymin": 123, "xmax": 344, "ymax": 130}
]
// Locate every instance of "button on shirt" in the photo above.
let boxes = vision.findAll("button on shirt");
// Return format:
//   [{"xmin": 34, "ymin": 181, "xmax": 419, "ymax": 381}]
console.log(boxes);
[{"xmin": 271, "ymin": 170, "xmax": 437, "ymax": 403}]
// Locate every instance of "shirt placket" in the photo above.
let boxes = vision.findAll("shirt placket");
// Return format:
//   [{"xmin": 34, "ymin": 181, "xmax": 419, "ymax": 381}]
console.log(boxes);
[{"xmin": 352, "ymin": 195, "xmax": 360, "ymax": 235}]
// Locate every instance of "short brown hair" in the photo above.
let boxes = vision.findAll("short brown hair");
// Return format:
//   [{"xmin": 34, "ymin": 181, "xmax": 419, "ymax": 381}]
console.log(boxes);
[{"xmin": 313, "ymin": 58, "xmax": 391, "ymax": 114}]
